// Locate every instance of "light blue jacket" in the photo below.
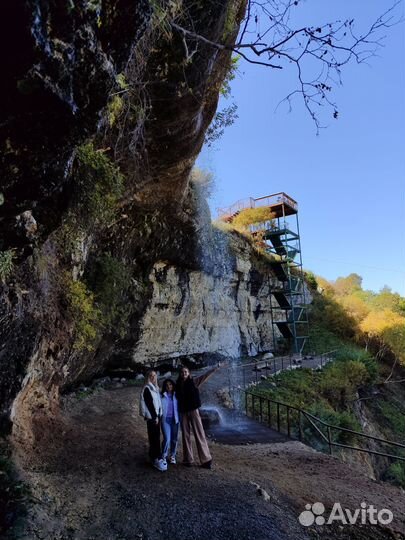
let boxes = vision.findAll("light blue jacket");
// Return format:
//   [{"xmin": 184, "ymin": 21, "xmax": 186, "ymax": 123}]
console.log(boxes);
[{"xmin": 161, "ymin": 392, "xmax": 179, "ymax": 424}]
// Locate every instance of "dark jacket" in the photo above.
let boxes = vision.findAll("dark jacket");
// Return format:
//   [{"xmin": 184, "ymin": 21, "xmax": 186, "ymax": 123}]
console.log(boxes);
[
  {"xmin": 176, "ymin": 367, "xmax": 217, "ymax": 414},
  {"xmin": 176, "ymin": 378, "xmax": 201, "ymax": 413}
]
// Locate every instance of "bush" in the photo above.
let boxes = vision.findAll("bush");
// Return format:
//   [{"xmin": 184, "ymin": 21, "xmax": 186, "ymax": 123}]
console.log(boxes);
[
  {"xmin": 75, "ymin": 142, "xmax": 124, "ymax": 227},
  {"xmin": 384, "ymin": 462, "xmax": 405, "ymax": 488},
  {"xmin": 376, "ymin": 400, "xmax": 405, "ymax": 441},
  {"xmin": 320, "ymin": 360, "xmax": 368, "ymax": 408},
  {"xmin": 307, "ymin": 403, "xmax": 361, "ymax": 446},
  {"xmin": 309, "ymin": 294, "xmax": 357, "ymax": 342},
  {"xmin": 304, "ymin": 270, "xmax": 318, "ymax": 291}
]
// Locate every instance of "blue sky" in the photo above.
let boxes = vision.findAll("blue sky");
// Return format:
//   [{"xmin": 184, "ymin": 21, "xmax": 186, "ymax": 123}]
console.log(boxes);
[{"xmin": 199, "ymin": 0, "xmax": 405, "ymax": 295}]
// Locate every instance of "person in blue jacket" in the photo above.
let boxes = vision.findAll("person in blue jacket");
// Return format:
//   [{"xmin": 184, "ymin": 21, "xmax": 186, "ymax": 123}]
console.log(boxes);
[{"xmin": 160, "ymin": 378, "xmax": 180, "ymax": 464}]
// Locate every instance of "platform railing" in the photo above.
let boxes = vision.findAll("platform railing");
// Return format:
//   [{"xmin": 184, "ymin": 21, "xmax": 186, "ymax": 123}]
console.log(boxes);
[
  {"xmin": 232, "ymin": 350, "xmax": 337, "ymax": 388},
  {"xmin": 244, "ymin": 391, "xmax": 405, "ymax": 463},
  {"xmin": 217, "ymin": 192, "xmax": 298, "ymax": 220}
]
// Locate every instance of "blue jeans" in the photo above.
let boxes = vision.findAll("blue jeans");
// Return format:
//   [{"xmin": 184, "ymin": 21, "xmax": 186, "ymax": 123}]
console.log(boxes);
[{"xmin": 161, "ymin": 417, "xmax": 179, "ymax": 459}]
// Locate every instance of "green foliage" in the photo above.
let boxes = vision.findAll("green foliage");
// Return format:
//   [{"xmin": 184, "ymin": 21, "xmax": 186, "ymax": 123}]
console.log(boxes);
[
  {"xmin": 251, "ymin": 366, "xmax": 362, "ymax": 448},
  {"xmin": 333, "ymin": 273, "xmax": 363, "ymax": 296},
  {"xmin": 369, "ymin": 285, "xmax": 405, "ymax": 315},
  {"xmin": 222, "ymin": 1, "xmax": 240, "ymax": 39},
  {"xmin": 309, "ymin": 293, "xmax": 357, "ymax": 343},
  {"xmin": 319, "ymin": 360, "xmax": 368, "ymax": 408},
  {"xmin": 116, "ymin": 73, "xmax": 129, "ymax": 90},
  {"xmin": 205, "ymin": 103, "xmax": 238, "ymax": 146},
  {"xmin": 220, "ymin": 56, "xmax": 240, "ymax": 98},
  {"xmin": 375, "ymin": 399, "xmax": 405, "ymax": 440},
  {"xmin": 308, "ymin": 403, "xmax": 361, "ymax": 445},
  {"xmin": 64, "ymin": 274, "xmax": 101, "ymax": 352},
  {"xmin": 0, "ymin": 250, "xmax": 14, "ymax": 283},
  {"xmin": 150, "ymin": 0, "xmax": 182, "ymax": 39},
  {"xmin": 304, "ymin": 270, "xmax": 318, "ymax": 291},
  {"xmin": 86, "ymin": 253, "xmax": 131, "ymax": 337},
  {"xmin": 384, "ymin": 462, "xmax": 405, "ymax": 487},
  {"xmin": 75, "ymin": 142, "xmax": 124, "ymax": 227},
  {"xmin": 107, "ymin": 94, "xmax": 124, "ymax": 127},
  {"xmin": 314, "ymin": 272, "xmax": 405, "ymax": 366}
]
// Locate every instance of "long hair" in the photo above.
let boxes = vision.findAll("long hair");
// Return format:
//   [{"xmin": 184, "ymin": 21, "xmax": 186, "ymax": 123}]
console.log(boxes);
[
  {"xmin": 161, "ymin": 378, "xmax": 176, "ymax": 395},
  {"xmin": 176, "ymin": 366, "xmax": 194, "ymax": 393}
]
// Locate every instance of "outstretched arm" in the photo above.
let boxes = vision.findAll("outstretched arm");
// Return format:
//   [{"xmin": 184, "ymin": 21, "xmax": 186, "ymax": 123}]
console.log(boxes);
[{"xmin": 193, "ymin": 366, "xmax": 219, "ymax": 388}]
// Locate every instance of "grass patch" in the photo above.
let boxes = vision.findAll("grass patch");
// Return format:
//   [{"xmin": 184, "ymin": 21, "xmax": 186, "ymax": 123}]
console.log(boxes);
[
  {"xmin": 374, "ymin": 399, "xmax": 405, "ymax": 442},
  {"xmin": 249, "ymin": 358, "xmax": 371, "ymax": 451}
]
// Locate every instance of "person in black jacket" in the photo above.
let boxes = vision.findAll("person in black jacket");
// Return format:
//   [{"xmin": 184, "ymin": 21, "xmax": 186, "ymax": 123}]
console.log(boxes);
[{"xmin": 176, "ymin": 365, "xmax": 218, "ymax": 469}]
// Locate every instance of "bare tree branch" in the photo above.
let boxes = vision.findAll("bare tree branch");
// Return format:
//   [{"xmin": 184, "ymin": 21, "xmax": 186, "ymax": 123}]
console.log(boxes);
[{"xmin": 170, "ymin": 0, "xmax": 401, "ymax": 132}]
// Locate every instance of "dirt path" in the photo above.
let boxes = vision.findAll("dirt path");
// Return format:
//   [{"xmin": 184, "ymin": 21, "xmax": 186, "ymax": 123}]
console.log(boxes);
[{"xmin": 12, "ymin": 384, "xmax": 405, "ymax": 540}]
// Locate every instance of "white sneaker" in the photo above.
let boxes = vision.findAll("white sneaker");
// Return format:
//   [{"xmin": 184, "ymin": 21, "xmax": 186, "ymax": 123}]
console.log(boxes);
[
  {"xmin": 169, "ymin": 456, "xmax": 176, "ymax": 464},
  {"xmin": 153, "ymin": 459, "xmax": 167, "ymax": 472}
]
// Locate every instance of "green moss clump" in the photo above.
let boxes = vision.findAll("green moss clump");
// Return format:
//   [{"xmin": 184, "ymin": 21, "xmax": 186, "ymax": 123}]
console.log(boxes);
[
  {"xmin": 86, "ymin": 253, "xmax": 132, "ymax": 337},
  {"xmin": 0, "ymin": 250, "xmax": 15, "ymax": 283},
  {"xmin": 63, "ymin": 273, "xmax": 101, "ymax": 352},
  {"xmin": 107, "ymin": 94, "xmax": 124, "ymax": 127},
  {"xmin": 222, "ymin": 1, "xmax": 239, "ymax": 40},
  {"xmin": 75, "ymin": 142, "xmax": 124, "ymax": 227}
]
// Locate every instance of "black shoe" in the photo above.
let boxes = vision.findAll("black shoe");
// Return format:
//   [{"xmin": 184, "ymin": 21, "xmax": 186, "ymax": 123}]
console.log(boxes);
[
  {"xmin": 182, "ymin": 462, "xmax": 193, "ymax": 467},
  {"xmin": 201, "ymin": 460, "xmax": 212, "ymax": 469}
]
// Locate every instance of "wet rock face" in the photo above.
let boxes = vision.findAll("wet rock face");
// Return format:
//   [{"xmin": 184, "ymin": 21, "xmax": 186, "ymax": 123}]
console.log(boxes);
[
  {"xmin": 131, "ymin": 235, "xmax": 284, "ymax": 364},
  {"xmin": 0, "ymin": 0, "xmax": 150, "ymax": 252}
]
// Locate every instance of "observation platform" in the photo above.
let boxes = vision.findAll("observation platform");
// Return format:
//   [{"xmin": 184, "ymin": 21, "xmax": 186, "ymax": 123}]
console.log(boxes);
[{"xmin": 217, "ymin": 192, "xmax": 298, "ymax": 222}]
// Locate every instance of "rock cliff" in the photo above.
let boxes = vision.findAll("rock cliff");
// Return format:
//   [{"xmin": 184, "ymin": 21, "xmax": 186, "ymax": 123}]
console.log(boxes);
[
  {"xmin": 0, "ymin": 0, "xmax": 255, "ymax": 441},
  {"xmin": 132, "ymin": 238, "xmax": 282, "ymax": 365}
]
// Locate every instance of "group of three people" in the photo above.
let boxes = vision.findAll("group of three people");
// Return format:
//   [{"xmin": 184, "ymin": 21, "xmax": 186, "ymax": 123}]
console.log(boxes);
[{"xmin": 139, "ymin": 365, "xmax": 218, "ymax": 471}]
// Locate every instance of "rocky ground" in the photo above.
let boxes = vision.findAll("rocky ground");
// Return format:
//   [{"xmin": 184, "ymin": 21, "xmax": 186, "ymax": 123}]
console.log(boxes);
[{"xmin": 10, "ymin": 378, "xmax": 405, "ymax": 540}]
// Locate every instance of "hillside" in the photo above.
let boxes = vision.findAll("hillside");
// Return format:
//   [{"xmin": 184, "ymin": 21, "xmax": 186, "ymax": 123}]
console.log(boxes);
[{"xmin": 251, "ymin": 272, "xmax": 405, "ymax": 487}]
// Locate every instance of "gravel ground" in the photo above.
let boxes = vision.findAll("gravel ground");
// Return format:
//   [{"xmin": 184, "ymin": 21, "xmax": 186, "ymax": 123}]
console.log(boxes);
[{"xmin": 12, "ymin": 384, "xmax": 405, "ymax": 540}]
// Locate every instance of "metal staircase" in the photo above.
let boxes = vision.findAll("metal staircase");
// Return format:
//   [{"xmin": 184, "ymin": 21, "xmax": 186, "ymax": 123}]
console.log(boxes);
[{"xmin": 217, "ymin": 192, "xmax": 309, "ymax": 355}]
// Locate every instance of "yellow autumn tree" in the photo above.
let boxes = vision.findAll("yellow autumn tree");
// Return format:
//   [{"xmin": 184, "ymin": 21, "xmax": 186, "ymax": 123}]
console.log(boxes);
[
  {"xmin": 340, "ymin": 294, "xmax": 370, "ymax": 323},
  {"xmin": 360, "ymin": 309, "xmax": 405, "ymax": 364}
]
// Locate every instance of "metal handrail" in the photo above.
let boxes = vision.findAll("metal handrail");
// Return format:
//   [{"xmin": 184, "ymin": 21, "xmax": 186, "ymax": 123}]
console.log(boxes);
[
  {"xmin": 236, "ymin": 350, "xmax": 338, "ymax": 377},
  {"xmin": 217, "ymin": 192, "xmax": 298, "ymax": 219},
  {"xmin": 245, "ymin": 391, "xmax": 405, "ymax": 463}
]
